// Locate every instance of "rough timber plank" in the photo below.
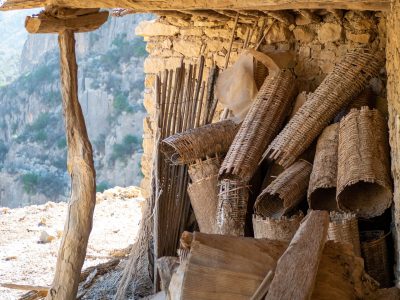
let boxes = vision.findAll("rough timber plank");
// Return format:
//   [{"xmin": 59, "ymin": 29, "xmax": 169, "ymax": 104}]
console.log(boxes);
[
  {"xmin": 46, "ymin": 30, "xmax": 96, "ymax": 300},
  {"xmin": 0, "ymin": 0, "xmax": 391, "ymax": 11},
  {"xmin": 266, "ymin": 210, "xmax": 329, "ymax": 300},
  {"xmin": 25, "ymin": 11, "xmax": 109, "ymax": 33},
  {"xmin": 386, "ymin": 0, "xmax": 400, "ymax": 286}
]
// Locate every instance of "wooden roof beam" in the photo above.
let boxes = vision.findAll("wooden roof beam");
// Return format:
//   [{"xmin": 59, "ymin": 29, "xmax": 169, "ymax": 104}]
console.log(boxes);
[
  {"xmin": 0, "ymin": 0, "xmax": 391, "ymax": 12},
  {"xmin": 25, "ymin": 9, "xmax": 109, "ymax": 34}
]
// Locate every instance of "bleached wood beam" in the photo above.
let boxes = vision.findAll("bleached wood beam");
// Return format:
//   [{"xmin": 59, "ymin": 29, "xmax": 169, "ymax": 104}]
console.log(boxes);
[
  {"xmin": 25, "ymin": 10, "xmax": 109, "ymax": 33},
  {"xmin": 1, "ymin": 0, "xmax": 391, "ymax": 12},
  {"xmin": 266, "ymin": 210, "xmax": 329, "ymax": 300}
]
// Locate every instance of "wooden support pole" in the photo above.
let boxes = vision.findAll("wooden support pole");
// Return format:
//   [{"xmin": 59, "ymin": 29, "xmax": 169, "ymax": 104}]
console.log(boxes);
[
  {"xmin": 45, "ymin": 30, "xmax": 96, "ymax": 300},
  {"xmin": 266, "ymin": 210, "xmax": 329, "ymax": 300}
]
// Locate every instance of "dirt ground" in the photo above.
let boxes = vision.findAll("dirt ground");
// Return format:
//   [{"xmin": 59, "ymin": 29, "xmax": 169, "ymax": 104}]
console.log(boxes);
[{"xmin": 0, "ymin": 186, "xmax": 144, "ymax": 299}]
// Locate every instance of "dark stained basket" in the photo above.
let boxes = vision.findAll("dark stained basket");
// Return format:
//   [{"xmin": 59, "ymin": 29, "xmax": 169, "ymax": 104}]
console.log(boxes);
[
  {"xmin": 161, "ymin": 120, "xmax": 239, "ymax": 165},
  {"xmin": 254, "ymin": 160, "xmax": 312, "ymax": 218},
  {"xmin": 360, "ymin": 230, "xmax": 392, "ymax": 288},
  {"xmin": 265, "ymin": 49, "xmax": 384, "ymax": 168},
  {"xmin": 337, "ymin": 107, "xmax": 392, "ymax": 218},
  {"xmin": 252, "ymin": 211, "xmax": 304, "ymax": 241},
  {"xmin": 328, "ymin": 212, "xmax": 361, "ymax": 256},
  {"xmin": 187, "ymin": 157, "xmax": 221, "ymax": 234},
  {"xmin": 308, "ymin": 123, "xmax": 339, "ymax": 211},
  {"xmin": 216, "ymin": 179, "xmax": 249, "ymax": 236},
  {"xmin": 219, "ymin": 69, "xmax": 296, "ymax": 182}
]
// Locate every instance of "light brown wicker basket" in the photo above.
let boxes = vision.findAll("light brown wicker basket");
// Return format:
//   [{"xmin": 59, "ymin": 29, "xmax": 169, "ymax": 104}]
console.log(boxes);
[
  {"xmin": 254, "ymin": 160, "xmax": 312, "ymax": 218},
  {"xmin": 161, "ymin": 120, "xmax": 239, "ymax": 165},
  {"xmin": 337, "ymin": 107, "xmax": 392, "ymax": 218},
  {"xmin": 216, "ymin": 179, "xmax": 249, "ymax": 236},
  {"xmin": 252, "ymin": 211, "xmax": 304, "ymax": 241},
  {"xmin": 187, "ymin": 157, "xmax": 221, "ymax": 234},
  {"xmin": 219, "ymin": 69, "xmax": 296, "ymax": 182},
  {"xmin": 265, "ymin": 49, "xmax": 384, "ymax": 168},
  {"xmin": 335, "ymin": 88, "xmax": 375, "ymax": 122},
  {"xmin": 308, "ymin": 123, "xmax": 339, "ymax": 211},
  {"xmin": 328, "ymin": 212, "xmax": 361, "ymax": 256},
  {"xmin": 360, "ymin": 230, "xmax": 392, "ymax": 288}
]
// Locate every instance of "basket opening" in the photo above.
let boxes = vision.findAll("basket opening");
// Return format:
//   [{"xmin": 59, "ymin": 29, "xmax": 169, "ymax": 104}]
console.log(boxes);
[
  {"xmin": 255, "ymin": 194, "xmax": 284, "ymax": 219},
  {"xmin": 309, "ymin": 187, "xmax": 337, "ymax": 211},
  {"xmin": 339, "ymin": 181, "xmax": 390, "ymax": 216},
  {"xmin": 160, "ymin": 142, "xmax": 181, "ymax": 163}
]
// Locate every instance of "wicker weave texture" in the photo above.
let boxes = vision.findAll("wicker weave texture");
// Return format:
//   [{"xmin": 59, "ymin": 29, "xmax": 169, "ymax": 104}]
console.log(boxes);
[
  {"xmin": 328, "ymin": 212, "xmax": 361, "ymax": 256},
  {"xmin": 252, "ymin": 212, "xmax": 304, "ymax": 241},
  {"xmin": 254, "ymin": 160, "xmax": 312, "ymax": 218},
  {"xmin": 308, "ymin": 123, "xmax": 339, "ymax": 211},
  {"xmin": 217, "ymin": 179, "xmax": 249, "ymax": 236},
  {"xmin": 360, "ymin": 231, "xmax": 392, "ymax": 288},
  {"xmin": 219, "ymin": 70, "xmax": 296, "ymax": 182},
  {"xmin": 265, "ymin": 49, "xmax": 384, "ymax": 168},
  {"xmin": 161, "ymin": 120, "xmax": 239, "ymax": 164},
  {"xmin": 188, "ymin": 157, "xmax": 221, "ymax": 234},
  {"xmin": 337, "ymin": 107, "xmax": 392, "ymax": 218}
]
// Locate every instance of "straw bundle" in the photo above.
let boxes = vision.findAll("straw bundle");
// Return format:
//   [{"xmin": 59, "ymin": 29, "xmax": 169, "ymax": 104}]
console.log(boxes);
[
  {"xmin": 254, "ymin": 160, "xmax": 312, "ymax": 218},
  {"xmin": 337, "ymin": 107, "xmax": 392, "ymax": 218},
  {"xmin": 265, "ymin": 49, "xmax": 384, "ymax": 168},
  {"xmin": 328, "ymin": 212, "xmax": 361, "ymax": 256},
  {"xmin": 217, "ymin": 179, "xmax": 249, "ymax": 236},
  {"xmin": 219, "ymin": 69, "xmax": 296, "ymax": 181},
  {"xmin": 187, "ymin": 157, "xmax": 221, "ymax": 234},
  {"xmin": 360, "ymin": 231, "xmax": 392, "ymax": 288},
  {"xmin": 252, "ymin": 212, "xmax": 304, "ymax": 241},
  {"xmin": 308, "ymin": 123, "xmax": 339, "ymax": 211},
  {"xmin": 161, "ymin": 120, "xmax": 239, "ymax": 165}
]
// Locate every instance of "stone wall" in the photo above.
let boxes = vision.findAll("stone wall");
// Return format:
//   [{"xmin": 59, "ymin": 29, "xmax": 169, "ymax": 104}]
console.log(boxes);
[
  {"xmin": 386, "ymin": 0, "xmax": 400, "ymax": 286},
  {"xmin": 136, "ymin": 11, "xmax": 387, "ymax": 198}
]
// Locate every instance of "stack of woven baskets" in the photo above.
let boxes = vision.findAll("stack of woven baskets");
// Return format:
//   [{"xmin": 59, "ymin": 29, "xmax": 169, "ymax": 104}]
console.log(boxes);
[{"xmin": 160, "ymin": 48, "xmax": 393, "ymax": 287}]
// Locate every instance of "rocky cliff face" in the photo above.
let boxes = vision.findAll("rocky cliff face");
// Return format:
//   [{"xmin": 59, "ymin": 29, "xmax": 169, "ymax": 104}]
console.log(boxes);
[{"xmin": 0, "ymin": 12, "xmax": 153, "ymax": 208}]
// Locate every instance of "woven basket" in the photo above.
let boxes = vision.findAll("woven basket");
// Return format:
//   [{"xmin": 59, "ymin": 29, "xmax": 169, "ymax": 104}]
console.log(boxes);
[
  {"xmin": 254, "ymin": 160, "xmax": 312, "ymax": 218},
  {"xmin": 328, "ymin": 212, "xmax": 361, "ymax": 256},
  {"xmin": 360, "ymin": 230, "xmax": 392, "ymax": 288},
  {"xmin": 187, "ymin": 157, "xmax": 221, "ymax": 234},
  {"xmin": 265, "ymin": 49, "xmax": 384, "ymax": 168},
  {"xmin": 308, "ymin": 123, "xmax": 339, "ymax": 211},
  {"xmin": 161, "ymin": 120, "xmax": 239, "ymax": 164},
  {"xmin": 252, "ymin": 211, "xmax": 304, "ymax": 241},
  {"xmin": 334, "ymin": 88, "xmax": 375, "ymax": 122},
  {"xmin": 337, "ymin": 107, "xmax": 392, "ymax": 218},
  {"xmin": 219, "ymin": 69, "xmax": 296, "ymax": 181},
  {"xmin": 217, "ymin": 179, "xmax": 249, "ymax": 236}
]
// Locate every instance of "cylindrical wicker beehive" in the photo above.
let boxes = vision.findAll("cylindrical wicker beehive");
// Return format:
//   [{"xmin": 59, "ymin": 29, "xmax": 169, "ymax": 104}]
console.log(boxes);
[
  {"xmin": 161, "ymin": 120, "xmax": 239, "ymax": 164},
  {"xmin": 187, "ymin": 157, "xmax": 221, "ymax": 234},
  {"xmin": 217, "ymin": 179, "xmax": 249, "ymax": 236},
  {"xmin": 252, "ymin": 211, "xmax": 304, "ymax": 241},
  {"xmin": 334, "ymin": 87, "xmax": 375, "ymax": 122},
  {"xmin": 337, "ymin": 107, "xmax": 392, "ymax": 218},
  {"xmin": 254, "ymin": 160, "xmax": 312, "ymax": 218},
  {"xmin": 308, "ymin": 123, "xmax": 339, "ymax": 211},
  {"xmin": 360, "ymin": 230, "xmax": 392, "ymax": 288},
  {"xmin": 219, "ymin": 69, "xmax": 296, "ymax": 182},
  {"xmin": 264, "ymin": 49, "xmax": 384, "ymax": 168},
  {"xmin": 328, "ymin": 212, "xmax": 361, "ymax": 256}
]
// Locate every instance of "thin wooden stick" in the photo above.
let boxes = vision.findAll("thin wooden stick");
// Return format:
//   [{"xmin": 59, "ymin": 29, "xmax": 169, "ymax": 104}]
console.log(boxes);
[
  {"xmin": 255, "ymin": 19, "xmax": 276, "ymax": 50},
  {"xmin": 224, "ymin": 12, "xmax": 239, "ymax": 69},
  {"xmin": 1, "ymin": 283, "xmax": 49, "ymax": 292},
  {"xmin": 250, "ymin": 270, "xmax": 275, "ymax": 300}
]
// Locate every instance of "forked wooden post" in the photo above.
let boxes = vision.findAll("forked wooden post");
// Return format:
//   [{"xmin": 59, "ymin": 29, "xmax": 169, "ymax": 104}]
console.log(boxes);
[{"xmin": 25, "ymin": 7, "xmax": 108, "ymax": 300}]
